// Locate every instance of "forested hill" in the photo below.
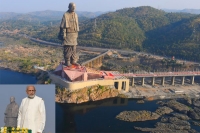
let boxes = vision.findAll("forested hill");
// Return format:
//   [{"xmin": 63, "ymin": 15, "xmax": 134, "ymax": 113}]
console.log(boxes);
[
  {"xmin": 78, "ymin": 6, "xmax": 200, "ymax": 61},
  {"xmin": 79, "ymin": 6, "xmax": 195, "ymax": 49},
  {"xmin": 144, "ymin": 14, "xmax": 200, "ymax": 61}
]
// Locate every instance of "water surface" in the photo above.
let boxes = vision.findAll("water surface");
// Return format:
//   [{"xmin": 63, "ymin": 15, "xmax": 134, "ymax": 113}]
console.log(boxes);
[
  {"xmin": 56, "ymin": 98, "xmax": 161, "ymax": 133},
  {"xmin": 0, "ymin": 69, "xmax": 37, "ymax": 84},
  {"xmin": 56, "ymin": 97, "xmax": 200, "ymax": 133}
]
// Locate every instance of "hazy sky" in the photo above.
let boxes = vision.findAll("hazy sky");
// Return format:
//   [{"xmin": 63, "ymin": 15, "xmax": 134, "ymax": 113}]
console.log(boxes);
[{"xmin": 0, "ymin": 0, "xmax": 200, "ymax": 13}]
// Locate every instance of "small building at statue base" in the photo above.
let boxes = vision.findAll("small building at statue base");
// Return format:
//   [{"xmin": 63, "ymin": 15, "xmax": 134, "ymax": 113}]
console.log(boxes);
[{"xmin": 49, "ymin": 63, "xmax": 129, "ymax": 92}]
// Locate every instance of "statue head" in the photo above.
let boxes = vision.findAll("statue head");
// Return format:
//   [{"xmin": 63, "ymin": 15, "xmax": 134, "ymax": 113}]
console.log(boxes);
[
  {"xmin": 26, "ymin": 85, "xmax": 36, "ymax": 98},
  {"xmin": 10, "ymin": 97, "xmax": 15, "ymax": 103},
  {"xmin": 68, "ymin": 2, "xmax": 76, "ymax": 12}
]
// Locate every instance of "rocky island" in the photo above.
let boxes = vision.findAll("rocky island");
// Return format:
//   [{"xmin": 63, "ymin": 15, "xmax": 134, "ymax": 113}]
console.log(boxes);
[{"xmin": 116, "ymin": 98, "xmax": 200, "ymax": 132}]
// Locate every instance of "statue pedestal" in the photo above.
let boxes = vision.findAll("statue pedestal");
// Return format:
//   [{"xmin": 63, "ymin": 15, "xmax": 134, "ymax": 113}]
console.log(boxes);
[
  {"xmin": 62, "ymin": 64, "xmax": 85, "ymax": 71},
  {"xmin": 54, "ymin": 63, "xmax": 102, "ymax": 82}
]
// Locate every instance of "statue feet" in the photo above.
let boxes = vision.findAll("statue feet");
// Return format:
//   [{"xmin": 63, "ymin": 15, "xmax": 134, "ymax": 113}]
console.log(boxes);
[
  {"xmin": 63, "ymin": 60, "xmax": 72, "ymax": 67},
  {"xmin": 71, "ymin": 61, "xmax": 80, "ymax": 66},
  {"xmin": 63, "ymin": 60, "xmax": 80, "ymax": 67}
]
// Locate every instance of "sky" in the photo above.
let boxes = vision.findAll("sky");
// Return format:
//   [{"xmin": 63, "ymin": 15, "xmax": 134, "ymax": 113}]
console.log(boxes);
[
  {"xmin": 0, "ymin": 85, "xmax": 55, "ymax": 133},
  {"xmin": 0, "ymin": 0, "xmax": 200, "ymax": 13}
]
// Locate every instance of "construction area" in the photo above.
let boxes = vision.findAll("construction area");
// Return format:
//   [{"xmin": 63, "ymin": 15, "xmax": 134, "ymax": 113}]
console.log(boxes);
[
  {"xmin": 128, "ymin": 84, "xmax": 200, "ymax": 100},
  {"xmin": 49, "ymin": 49, "xmax": 200, "ymax": 99}
]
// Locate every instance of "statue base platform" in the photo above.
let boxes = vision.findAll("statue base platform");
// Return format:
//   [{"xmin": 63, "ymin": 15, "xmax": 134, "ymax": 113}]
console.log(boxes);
[{"xmin": 61, "ymin": 62, "xmax": 85, "ymax": 72}]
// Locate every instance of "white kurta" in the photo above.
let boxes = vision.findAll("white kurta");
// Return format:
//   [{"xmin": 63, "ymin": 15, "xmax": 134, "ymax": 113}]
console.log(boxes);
[{"xmin": 17, "ymin": 96, "xmax": 46, "ymax": 133}]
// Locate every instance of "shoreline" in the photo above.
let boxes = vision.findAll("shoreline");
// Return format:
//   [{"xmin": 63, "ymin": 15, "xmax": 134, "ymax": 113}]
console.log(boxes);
[
  {"xmin": 56, "ymin": 83, "xmax": 200, "ymax": 104},
  {"xmin": 0, "ymin": 66, "xmax": 37, "ymax": 76}
]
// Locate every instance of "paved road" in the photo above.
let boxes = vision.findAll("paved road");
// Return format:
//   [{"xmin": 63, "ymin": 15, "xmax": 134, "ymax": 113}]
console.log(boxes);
[{"xmin": 21, "ymin": 34, "xmax": 199, "ymax": 65}]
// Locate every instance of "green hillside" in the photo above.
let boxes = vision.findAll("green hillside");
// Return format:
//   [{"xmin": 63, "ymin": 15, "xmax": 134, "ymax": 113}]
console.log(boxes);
[
  {"xmin": 78, "ymin": 6, "xmax": 200, "ymax": 61},
  {"xmin": 79, "ymin": 12, "xmax": 145, "ymax": 50},
  {"xmin": 144, "ymin": 15, "xmax": 200, "ymax": 60},
  {"xmin": 78, "ymin": 6, "xmax": 196, "ymax": 51}
]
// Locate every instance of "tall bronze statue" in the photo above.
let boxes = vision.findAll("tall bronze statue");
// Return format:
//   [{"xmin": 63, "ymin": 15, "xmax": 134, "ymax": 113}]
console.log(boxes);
[
  {"xmin": 4, "ymin": 97, "xmax": 19, "ymax": 127},
  {"xmin": 60, "ymin": 2, "xmax": 79, "ymax": 66}
]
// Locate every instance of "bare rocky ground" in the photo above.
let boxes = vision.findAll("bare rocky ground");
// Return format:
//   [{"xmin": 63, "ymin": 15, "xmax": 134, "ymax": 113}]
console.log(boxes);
[
  {"xmin": 0, "ymin": 36, "xmax": 100, "ymax": 83},
  {"xmin": 121, "ymin": 83, "xmax": 200, "ymax": 100},
  {"xmin": 55, "ymin": 85, "xmax": 121, "ymax": 104},
  {"xmin": 116, "ymin": 97, "xmax": 200, "ymax": 132}
]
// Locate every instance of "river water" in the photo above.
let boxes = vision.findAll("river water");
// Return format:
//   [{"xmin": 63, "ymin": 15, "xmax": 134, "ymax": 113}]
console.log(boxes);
[
  {"xmin": 56, "ymin": 98, "xmax": 160, "ymax": 133},
  {"xmin": 56, "ymin": 97, "xmax": 200, "ymax": 133},
  {"xmin": 0, "ymin": 69, "xmax": 37, "ymax": 84}
]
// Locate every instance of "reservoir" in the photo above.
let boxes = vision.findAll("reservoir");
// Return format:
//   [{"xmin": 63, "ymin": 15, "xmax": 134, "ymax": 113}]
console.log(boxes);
[
  {"xmin": 0, "ymin": 69, "xmax": 37, "ymax": 84},
  {"xmin": 56, "ymin": 98, "xmax": 160, "ymax": 133},
  {"xmin": 56, "ymin": 97, "xmax": 200, "ymax": 132}
]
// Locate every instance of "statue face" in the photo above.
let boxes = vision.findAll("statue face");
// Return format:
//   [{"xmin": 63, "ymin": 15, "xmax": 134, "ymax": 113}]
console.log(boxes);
[
  {"xmin": 69, "ymin": 3, "xmax": 76, "ymax": 12},
  {"xmin": 26, "ymin": 86, "xmax": 36, "ymax": 98},
  {"xmin": 10, "ymin": 97, "xmax": 15, "ymax": 103}
]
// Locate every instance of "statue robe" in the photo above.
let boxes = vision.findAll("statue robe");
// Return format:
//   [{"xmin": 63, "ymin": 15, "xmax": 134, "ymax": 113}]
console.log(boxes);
[
  {"xmin": 60, "ymin": 11, "xmax": 79, "ymax": 32},
  {"xmin": 60, "ymin": 11, "xmax": 79, "ymax": 46},
  {"xmin": 17, "ymin": 96, "xmax": 46, "ymax": 133},
  {"xmin": 4, "ymin": 102, "xmax": 19, "ymax": 127}
]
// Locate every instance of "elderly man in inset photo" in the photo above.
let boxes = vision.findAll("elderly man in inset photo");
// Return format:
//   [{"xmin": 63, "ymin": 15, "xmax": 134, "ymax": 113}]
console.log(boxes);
[{"xmin": 17, "ymin": 85, "xmax": 46, "ymax": 133}]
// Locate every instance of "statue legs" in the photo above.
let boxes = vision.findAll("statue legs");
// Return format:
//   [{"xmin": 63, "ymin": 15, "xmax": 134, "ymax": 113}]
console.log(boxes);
[{"xmin": 63, "ymin": 45, "xmax": 79, "ymax": 66}]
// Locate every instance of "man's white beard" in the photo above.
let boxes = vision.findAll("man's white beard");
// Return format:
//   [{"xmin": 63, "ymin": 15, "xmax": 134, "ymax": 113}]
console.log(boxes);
[{"xmin": 28, "ymin": 95, "xmax": 35, "ymax": 99}]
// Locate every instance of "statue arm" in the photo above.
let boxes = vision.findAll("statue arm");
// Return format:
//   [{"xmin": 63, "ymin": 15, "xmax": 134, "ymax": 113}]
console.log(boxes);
[
  {"xmin": 60, "ymin": 14, "xmax": 67, "ymax": 40},
  {"xmin": 62, "ymin": 28, "xmax": 67, "ymax": 39},
  {"xmin": 60, "ymin": 14, "xmax": 66, "ymax": 28},
  {"xmin": 4, "ymin": 106, "xmax": 8, "ymax": 123},
  {"xmin": 76, "ymin": 13, "xmax": 79, "ymax": 31},
  {"xmin": 37, "ymin": 99, "xmax": 46, "ymax": 133}
]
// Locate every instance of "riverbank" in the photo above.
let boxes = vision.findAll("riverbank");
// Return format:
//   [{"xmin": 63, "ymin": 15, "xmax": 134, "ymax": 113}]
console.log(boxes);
[
  {"xmin": 55, "ymin": 85, "xmax": 126, "ymax": 104},
  {"xmin": 55, "ymin": 82, "xmax": 200, "ymax": 104},
  {"xmin": 0, "ymin": 36, "xmax": 63, "ymax": 83}
]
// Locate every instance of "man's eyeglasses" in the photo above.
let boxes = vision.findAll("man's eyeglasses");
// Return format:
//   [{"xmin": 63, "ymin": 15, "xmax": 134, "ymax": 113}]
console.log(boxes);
[{"xmin": 28, "ymin": 90, "xmax": 35, "ymax": 92}]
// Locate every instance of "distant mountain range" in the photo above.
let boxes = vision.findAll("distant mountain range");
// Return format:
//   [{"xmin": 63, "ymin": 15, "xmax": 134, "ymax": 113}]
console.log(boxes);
[
  {"xmin": 0, "ymin": 8, "xmax": 200, "ymax": 21},
  {"xmin": 0, "ymin": 10, "xmax": 106, "ymax": 21},
  {"xmin": 163, "ymin": 9, "xmax": 200, "ymax": 14}
]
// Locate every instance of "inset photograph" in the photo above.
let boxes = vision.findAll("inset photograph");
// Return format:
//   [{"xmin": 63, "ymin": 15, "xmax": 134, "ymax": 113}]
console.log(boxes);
[{"xmin": 0, "ymin": 85, "xmax": 55, "ymax": 133}]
